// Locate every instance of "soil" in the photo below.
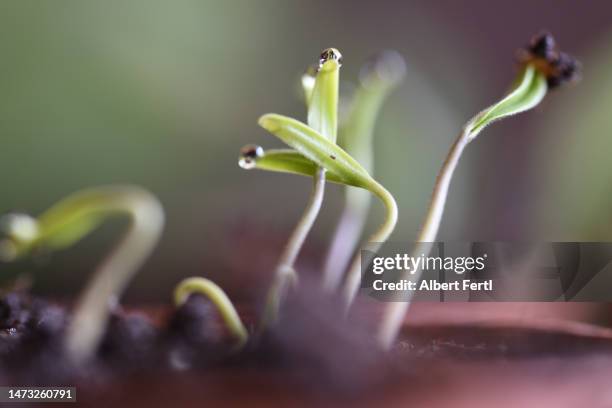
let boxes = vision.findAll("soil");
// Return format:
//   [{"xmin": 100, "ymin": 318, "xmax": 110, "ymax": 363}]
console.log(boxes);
[{"xmin": 1, "ymin": 287, "xmax": 612, "ymax": 407}]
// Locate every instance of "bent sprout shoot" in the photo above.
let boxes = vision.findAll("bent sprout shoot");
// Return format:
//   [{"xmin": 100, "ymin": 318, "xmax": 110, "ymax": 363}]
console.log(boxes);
[
  {"xmin": 240, "ymin": 48, "xmax": 341, "ymax": 325},
  {"xmin": 377, "ymin": 33, "xmax": 579, "ymax": 350},
  {"xmin": 322, "ymin": 50, "xmax": 406, "ymax": 292},
  {"xmin": 256, "ymin": 114, "xmax": 398, "ymax": 313},
  {"xmin": 0, "ymin": 185, "xmax": 164, "ymax": 363},
  {"xmin": 174, "ymin": 277, "xmax": 248, "ymax": 348}
]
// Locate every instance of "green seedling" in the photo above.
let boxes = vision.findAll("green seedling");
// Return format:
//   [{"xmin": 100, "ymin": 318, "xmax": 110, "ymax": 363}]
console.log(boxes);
[
  {"xmin": 174, "ymin": 277, "xmax": 248, "ymax": 348},
  {"xmin": 240, "ymin": 49, "xmax": 400, "ymax": 320},
  {"xmin": 322, "ymin": 50, "xmax": 406, "ymax": 292},
  {"xmin": 244, "ymin": 112, "xmax": 398, "ymax": 312},
  {"xmin": 377, "ymin": 32, "xmax": 580, "ymax": 349},
  {"xmin": 0, "ymin": 185, "xmax": 164, "ymax": 363},
  {"xmin": 240, "ymin": 48, "xmax": 342, "ymax": 325}
]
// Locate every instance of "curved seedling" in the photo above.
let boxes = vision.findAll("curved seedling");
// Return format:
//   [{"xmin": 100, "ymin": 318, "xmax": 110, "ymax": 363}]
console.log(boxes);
[
  {"xmin": 323, "ymin": 50, "xmax": 406, "ymax": 291},
  {"xmin": 258, "ymin": 114, "xmax": 371, "ymax": 187},
  {"xmin": 241, "ymin": 49, "xmax": 342, "ymax": 326},
  {"xmin": 0, "ymin": 185, "xmax": 164, "ymax": 363},
  {"xmin": 377, "ymin": 33, "xmax": 579, "ymax": 350},
  {"xmin": 257, "ymin": 114, "xmax": 398, "ymax": 312},
  {"xmin": 174, "ymin": 277, "xmax": 248, "ymax": 348}
]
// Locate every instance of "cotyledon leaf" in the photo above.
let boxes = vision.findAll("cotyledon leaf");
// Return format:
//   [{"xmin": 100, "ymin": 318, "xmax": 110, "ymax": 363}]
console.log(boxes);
[
  {"xmin": 258, "ymin": 113, "xmax": 373, "ymax": 188},
  {"xmin": 308, "ymin": 51, "xmax": 341, "ymax": 142},
  {"xmin": 174, "ymin": 277, "xmax": 248, "ymax": 347},
  {"xmin": 248, "ymin": 148, "xmax": 365, "ymax": 188},
  {"xmin": 465, "ymin": 65, "xmax": 548, "ymax": 140}
]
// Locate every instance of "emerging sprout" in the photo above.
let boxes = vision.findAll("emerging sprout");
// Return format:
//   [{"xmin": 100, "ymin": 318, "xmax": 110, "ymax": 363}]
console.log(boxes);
[
  {"xmin": 256, "ymin": 115, "xmax": 398, "ymax": 313},
  {"xmin": 240, "ymin": 148, "xmax": 361, "ymax": 187},
  {"xmin": 240, "ymin": 49, "xmax": 400, "ymax": 322},
  {"xmin": 174, "ymin": 277, "xmax": 248, "ymax": 348},
  {"xmin": 0, "ymin": 185, "xmax": 164, "ymax": 363},
  {"xmin": 376, "ymin": 33, "xmax": 580, "ymax": 350},
  {"xmin": 322, "ymin": 50, "xmax": 406, "ymax": 292},
  {"xmin": 241, "ymin": 48, "xmax": 342, "ymax": 325}
]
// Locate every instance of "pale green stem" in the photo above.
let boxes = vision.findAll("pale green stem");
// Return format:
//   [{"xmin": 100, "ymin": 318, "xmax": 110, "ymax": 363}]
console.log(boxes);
[
  {"xmin": 321, "ymin": 90, "xmax": 379, "ymax": 292},
  {"xmin": 341, "ymin": 181, "xmax": 398, "ymax": 310},
  {"xmin": 321, "ymin": 187, "xmax": 370, "ymax": 291},
  {"xmin": 65, "ymin": 187, "xmax": 164, "ymax": 363},
  {"xmin": 262, "ymin": 167, "xmax": 326, "ymax": 324},
  {"xmin": 174, "ymin": 277, "xmax": 248, "ymax": 347},
  {"xmin": 377, "ymin": 129, "xmax": 469, "ymax": 349}
]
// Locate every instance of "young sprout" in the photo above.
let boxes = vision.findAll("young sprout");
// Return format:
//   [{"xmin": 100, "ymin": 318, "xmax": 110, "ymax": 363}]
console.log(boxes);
[
  {"xmin": 241, "ymin": 50, "xmax": 400, "ymax": 320},
  {"xmin": 322, "ymin": 50, "xmax": 406, "ymax": 292},
  {"xmin": 256, "ymin": 114, "xmax": 398, "ymax": 313},
  {"xmin": 174, "ymin": 277, "xmax": 248, "ymax": 348},
  {"xmin": 240, "ymin": 48, "xmax": 341, "ymax": 325},
  {"xmin": 0, "ymin": 185, "xmax": 164, "ymax": 363},
  {"xmin": 377, "ymin": 32, "xmax": 580, "ymax": 350}
]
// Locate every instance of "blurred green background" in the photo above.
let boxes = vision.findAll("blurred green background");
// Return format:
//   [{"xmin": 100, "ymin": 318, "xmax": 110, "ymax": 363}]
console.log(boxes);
[{"xmin": 1, "ymin": 0, "xmax": 612, "ymax": 302}]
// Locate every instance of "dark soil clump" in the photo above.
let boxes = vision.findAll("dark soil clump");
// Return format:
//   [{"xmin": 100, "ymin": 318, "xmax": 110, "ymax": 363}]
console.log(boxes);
[{"xmin": 3, "ymin": 287, "xmax": 612, "ymax": 405}]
